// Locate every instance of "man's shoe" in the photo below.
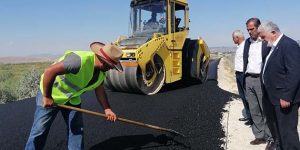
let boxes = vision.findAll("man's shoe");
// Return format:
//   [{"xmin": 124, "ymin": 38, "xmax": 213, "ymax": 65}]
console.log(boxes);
[
  {"xmin": 238, "ymin": 117, "xmax": 249, "ymax": 121},
  {"xmin": 250, "ymin": 138, "xmax": 266, "ymax": 145},
  {"xmin": 265, "ymin": 141, "xmax": 277, "ymax": 150},
  {"xmin": 244, "ymin": 120, "xmax": 253, "ymax": 126}
]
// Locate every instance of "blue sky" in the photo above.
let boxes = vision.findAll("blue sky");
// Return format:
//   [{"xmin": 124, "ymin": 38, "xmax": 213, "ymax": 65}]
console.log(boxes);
[{"xmin": 0, "ymin": 0, "xmax": 299, "ymax": 56}]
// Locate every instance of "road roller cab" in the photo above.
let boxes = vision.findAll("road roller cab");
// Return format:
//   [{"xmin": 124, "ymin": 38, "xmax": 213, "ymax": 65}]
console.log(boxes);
[{"xmin": 105, "ymin": 0, "xmax": 210, "ymax": 95}]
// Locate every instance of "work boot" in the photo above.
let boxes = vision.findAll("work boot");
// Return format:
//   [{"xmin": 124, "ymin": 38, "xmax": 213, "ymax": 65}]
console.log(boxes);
[
  {"xmin": 238, "ymin": 117, "xmax": 249, "ymax": 121},
  {"xmin": 244, "ymin": 119, "xmax": 253, "ymax": 126},
  {"xmin": 265, "ymin": 140, "xmax": 277, "ymax": 150},
  {"xmin": 250, "ymin": 138, "xmax": 266, "ymax": 145}
]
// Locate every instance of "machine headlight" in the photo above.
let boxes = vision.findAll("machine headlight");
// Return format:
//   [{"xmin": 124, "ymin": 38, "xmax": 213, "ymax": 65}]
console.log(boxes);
[{"xmin": 126, "ymin": 53, "xmax": 135, "ymax": 58}]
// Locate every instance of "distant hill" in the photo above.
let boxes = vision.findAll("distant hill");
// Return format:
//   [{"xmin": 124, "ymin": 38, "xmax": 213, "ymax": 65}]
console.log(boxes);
[
  {"xmin": 297, "ymin": 40, "xmax": 300, "ymax": 45},
  {"xmin": 209, "ymin": 47, "xmax": 236, "ymax": 53},
  {"xmin": 0, "ymin": 55, "xmax": 59, "ymax": 64}
]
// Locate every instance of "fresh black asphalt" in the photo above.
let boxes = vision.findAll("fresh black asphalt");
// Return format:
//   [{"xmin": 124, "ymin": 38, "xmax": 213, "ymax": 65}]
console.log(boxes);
[{"xmin": 0, "ymin": 59, "xmax": 233, "ymax": 150}]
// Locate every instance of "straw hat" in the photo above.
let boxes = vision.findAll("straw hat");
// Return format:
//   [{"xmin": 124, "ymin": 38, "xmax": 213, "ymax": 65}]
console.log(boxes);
[{"xmin": 90, "ymin": 42, "xmax": 123, "ymax": 72}]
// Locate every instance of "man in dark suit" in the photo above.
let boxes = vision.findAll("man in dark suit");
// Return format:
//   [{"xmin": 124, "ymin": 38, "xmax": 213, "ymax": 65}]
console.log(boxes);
[
  {"xmin": 243, "ymin": 18, "xmax": 273, "ymax": 147},
  {"xmin": 258, "ymin": 21, "xmax": 300, "ymax": 150}
]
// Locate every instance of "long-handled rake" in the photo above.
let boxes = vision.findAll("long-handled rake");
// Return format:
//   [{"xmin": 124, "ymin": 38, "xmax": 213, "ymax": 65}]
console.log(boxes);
[{"xmin": 57, "ymin": 104, "xmax": 185, "ymax": 137}]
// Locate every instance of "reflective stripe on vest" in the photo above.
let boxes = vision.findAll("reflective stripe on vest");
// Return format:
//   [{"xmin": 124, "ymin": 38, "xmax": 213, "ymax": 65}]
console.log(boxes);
[
  {"xmin": 57, "ymin": 75, "xmax": 81, "ymax": 92},
  {"xmin": 40, "ymin": 51, "xmax": 106, "ymax": 105}
]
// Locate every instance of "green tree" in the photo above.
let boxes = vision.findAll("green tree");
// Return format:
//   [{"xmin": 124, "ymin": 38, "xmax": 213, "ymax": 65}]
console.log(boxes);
[
  {"xmin": 17, "ymin": 67, "xmax": 41, "ymax": 99},
  {"xmin": 0, "ymin": 72, "xmax": 12, "ymax": 82},
  {"xmin": 0, "ymin": 86, "xmax": 14, "ymax": 104}
]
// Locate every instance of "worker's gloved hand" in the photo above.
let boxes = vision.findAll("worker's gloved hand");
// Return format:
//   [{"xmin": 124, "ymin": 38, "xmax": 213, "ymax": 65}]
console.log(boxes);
[
  {"xmin": 104, "ymin": 108, "xmax": 117, "ymax": 122},
  {"xmin": 42, "ymin": 96, "xmax": 54, "ymax": 108}
]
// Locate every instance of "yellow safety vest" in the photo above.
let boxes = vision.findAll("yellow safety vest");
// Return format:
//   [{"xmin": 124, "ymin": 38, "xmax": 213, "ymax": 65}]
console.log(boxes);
[{"xmin": 40, "ymin": 51, "xmax": 106, "ymax": 105}]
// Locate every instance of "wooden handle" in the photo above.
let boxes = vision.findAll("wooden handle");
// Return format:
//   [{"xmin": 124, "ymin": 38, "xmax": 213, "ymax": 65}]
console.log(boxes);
[{"xmin": 57, "ymin": 104, "xmax": 185, "ymax": 137}]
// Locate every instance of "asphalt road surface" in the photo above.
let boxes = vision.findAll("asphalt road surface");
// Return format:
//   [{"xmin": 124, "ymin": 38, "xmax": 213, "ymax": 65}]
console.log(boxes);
[{"xmin": 0, "ymin": 59, "xmax": 232, "ymax": 150}]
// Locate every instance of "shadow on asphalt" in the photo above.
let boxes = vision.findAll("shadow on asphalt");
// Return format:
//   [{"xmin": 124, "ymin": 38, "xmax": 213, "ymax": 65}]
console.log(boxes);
[
  {"xmin": 160, "ymin": 58, "xmax": 220, "ymax": 93},
  {"xmin": 89, "ymin": 134, "xmax": 190, "ymax": 150},
  {"xmin": 160, "ymin": 79, "xmax": 201, "ymax": 93}
]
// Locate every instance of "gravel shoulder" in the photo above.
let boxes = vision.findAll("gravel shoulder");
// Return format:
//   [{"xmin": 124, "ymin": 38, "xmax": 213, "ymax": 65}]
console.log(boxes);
[{"xmin": 218, "ymin": 54, "xmax": 300, "ymax": 150}]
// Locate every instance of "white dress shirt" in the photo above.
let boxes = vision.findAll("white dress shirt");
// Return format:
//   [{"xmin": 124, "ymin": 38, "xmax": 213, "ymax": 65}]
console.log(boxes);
[
  {"xmin": 262, "ymin": 33, "xmax": 284, "ymax": 83},
  {"xmin": 246, "ymin": 38, "xmax": 263, "ymax": 74},
  {"xmin": 234, "ymin": 40, "xmax": 245, "ymax": 72}
]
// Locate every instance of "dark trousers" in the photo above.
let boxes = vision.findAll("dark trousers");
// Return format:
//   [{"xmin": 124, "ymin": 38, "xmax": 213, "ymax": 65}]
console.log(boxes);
[
  {"xmin": 263, "ymin": 89, "xmax": 300, "ymax": 150},
  {"xmin": 235, "ymin": 71, "xmax": 251, "ymax": 119},
  {"xmin": 275, "ymin": 104, "xmax": 300, "ymax": 150},
  {"xmin": 262, "ymin": 90, "xmax": 281, "ymax": 147}
]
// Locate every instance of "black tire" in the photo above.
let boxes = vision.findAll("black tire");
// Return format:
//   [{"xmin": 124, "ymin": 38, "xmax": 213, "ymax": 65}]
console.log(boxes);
[
  {"xmin": 199, "ymin": 61, "xmax": 208, "ymax": 83},
  {"xmin": 198, "ymin": 52, "xmax": 209, "ymax": 83},
  {"xmin": 137, "ymin": 54, "xmax": 165, "ymax": 95}
]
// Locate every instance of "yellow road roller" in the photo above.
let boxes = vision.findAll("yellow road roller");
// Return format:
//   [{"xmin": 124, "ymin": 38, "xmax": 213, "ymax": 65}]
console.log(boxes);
[{"xmin": 105, "ymin": 0, "xmax": 210, "ymax": 95}]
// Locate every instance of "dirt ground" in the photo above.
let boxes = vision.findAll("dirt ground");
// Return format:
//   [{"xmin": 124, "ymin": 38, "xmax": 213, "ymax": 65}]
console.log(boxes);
[{"xmin": 217, "ymin": 54, "xmax": 300, "ymax": 150}]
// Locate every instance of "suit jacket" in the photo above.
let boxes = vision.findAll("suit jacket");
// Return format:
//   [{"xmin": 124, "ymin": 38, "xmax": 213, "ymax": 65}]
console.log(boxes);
[{"xmin": 262, "ymin": 35, "xmax": 300, "ymax": 105}]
